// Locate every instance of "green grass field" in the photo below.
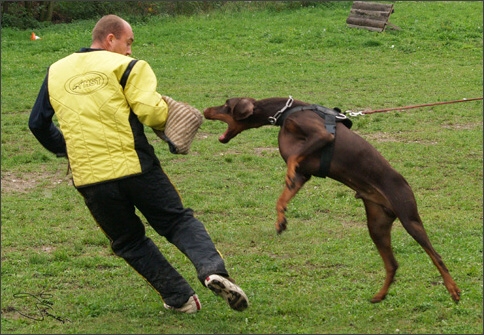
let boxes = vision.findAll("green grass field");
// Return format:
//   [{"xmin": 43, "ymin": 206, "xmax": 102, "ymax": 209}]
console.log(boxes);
[{"xmin": 1, "ymin": 2, "xmax": 482, "ymax": 334}]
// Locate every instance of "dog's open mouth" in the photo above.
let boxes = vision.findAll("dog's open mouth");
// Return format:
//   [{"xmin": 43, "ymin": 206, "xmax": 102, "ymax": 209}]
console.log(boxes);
[
  {"xmin": 212, "ymin": 121, "xmax": 238, "ymax": 144},
  {"xmin": 218, "ymin": 127, "xmax": 234, "ymax": 143},
  {"xmin": 203, "ymin": 108, "xmax": 237, "ymax": 143}
]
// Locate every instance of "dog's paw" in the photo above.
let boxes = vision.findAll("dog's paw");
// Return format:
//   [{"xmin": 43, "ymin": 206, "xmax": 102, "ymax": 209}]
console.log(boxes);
[{"xmin": 275, "ymin": 219, "xmax": 287, "ymax": 234}]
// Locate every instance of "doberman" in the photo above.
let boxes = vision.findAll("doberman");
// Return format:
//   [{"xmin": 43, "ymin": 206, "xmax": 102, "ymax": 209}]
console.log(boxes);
[{"xmin": 203, "ymin": 97, "xmax": 460, "ymax": 303}]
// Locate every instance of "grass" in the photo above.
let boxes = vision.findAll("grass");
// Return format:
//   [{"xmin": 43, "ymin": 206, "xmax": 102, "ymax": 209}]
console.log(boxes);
[{"xmin": 1, "ymin": 1, "xmax": 483, "ymax": 334}]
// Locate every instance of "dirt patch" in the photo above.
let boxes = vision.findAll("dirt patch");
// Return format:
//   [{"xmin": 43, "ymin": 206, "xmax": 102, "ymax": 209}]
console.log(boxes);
[
  {"xmin": 254, "ymin": 147, "xmax": 279, "ymax": 156},
  {"xmin": 441, "ymin": 123, "xmax": 479, "ymax": 130},
  {"xmin": 363, "ymin": 132, "xmax": 399, "ymax": 142},
  {"xmin": 1, "ymin": 170, "xmax": 73, "ymax": 194}
]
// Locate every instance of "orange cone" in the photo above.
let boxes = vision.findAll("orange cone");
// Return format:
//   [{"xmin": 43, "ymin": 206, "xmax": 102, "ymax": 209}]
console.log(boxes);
[{"xmin": 30, "ymin": 32, "xmax": 41, "ymax": 40}]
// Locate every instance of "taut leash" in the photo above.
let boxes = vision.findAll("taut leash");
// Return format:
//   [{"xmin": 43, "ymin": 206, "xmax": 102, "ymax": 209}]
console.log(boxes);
[{"xmin": 346, "ymin": 97, "xmax": 483, "ymax": 116}]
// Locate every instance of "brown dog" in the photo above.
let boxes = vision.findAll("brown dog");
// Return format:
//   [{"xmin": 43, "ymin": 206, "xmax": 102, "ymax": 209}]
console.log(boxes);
[{"xmin": 203, "ymin": 97, "xmax": 461, "ymax": 303}]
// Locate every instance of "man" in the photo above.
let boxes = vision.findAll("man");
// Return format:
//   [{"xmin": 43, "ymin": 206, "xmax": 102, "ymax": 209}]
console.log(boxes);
[{"xmin": 29, "ymin": 14, "xmax": 248, "ymax": 314}]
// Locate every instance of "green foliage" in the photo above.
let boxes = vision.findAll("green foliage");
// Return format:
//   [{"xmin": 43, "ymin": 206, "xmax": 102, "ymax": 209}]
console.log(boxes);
[
  {"xmin": 1, "ymin": 1, "xmax": 350, "ymax": 28},
  {"xmin": 0, "ymin": 2, "xmax": 44, "ymax": 30},
  {"xmin": 53, "ymin": 1, "xmax": 134, "ymax": 21},
  {"xmin": 1, "ymin": 2, "xmax": 482, "ymax": 334}
]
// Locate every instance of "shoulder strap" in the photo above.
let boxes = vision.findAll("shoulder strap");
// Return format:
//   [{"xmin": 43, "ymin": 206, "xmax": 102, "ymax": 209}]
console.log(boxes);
[{"xmin": 120, "ymin": 59, "xmax": 139, "ymax": 89}]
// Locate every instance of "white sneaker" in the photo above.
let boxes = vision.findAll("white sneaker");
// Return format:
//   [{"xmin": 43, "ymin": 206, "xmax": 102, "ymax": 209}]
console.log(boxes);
[
  {"xmin": 163, "ymin": 294, "xmax": 201, "ymax": 314},
  {"xmin": 204, "ymin": 274, "xmax": 249, "ymax": 311}
]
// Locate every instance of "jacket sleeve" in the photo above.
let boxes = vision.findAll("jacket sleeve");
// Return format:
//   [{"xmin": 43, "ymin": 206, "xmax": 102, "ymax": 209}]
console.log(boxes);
[
  {"xmin": 123, "ymin": 60, "xmax": 169, "ymax": 131},
  {"xmin": 28, "ymin": 73, "xmax": 67, "ymax": 157}
]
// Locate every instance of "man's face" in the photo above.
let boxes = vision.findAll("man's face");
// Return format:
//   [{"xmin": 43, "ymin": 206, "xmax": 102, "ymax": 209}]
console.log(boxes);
[{"xmin": 108, "ymin": 23, "xmax": 134, "ymax": 56}]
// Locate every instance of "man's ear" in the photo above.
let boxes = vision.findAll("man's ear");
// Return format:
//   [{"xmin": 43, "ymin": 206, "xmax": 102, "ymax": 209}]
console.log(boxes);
[{"xmin": 105, "ymin": 33, "xmax": 115, "ymax": 47}]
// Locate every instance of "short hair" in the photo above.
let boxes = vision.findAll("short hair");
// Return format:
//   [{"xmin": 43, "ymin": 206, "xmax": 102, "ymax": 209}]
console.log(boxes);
[{"xmin": 92, "ymin": 14, "xmax": 127, "ymax": 43}]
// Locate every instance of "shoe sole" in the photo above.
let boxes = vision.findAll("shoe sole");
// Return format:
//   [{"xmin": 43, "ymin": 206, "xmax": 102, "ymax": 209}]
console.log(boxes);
[{"xmin": 206, "ymin": 276, "xmax": 248, "ymax": 312}]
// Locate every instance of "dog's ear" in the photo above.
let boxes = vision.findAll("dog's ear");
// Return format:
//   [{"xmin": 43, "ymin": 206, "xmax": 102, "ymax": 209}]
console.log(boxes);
[{"xmin": 232, "ymin": 98, "xmax": 255, "ymax": 120}]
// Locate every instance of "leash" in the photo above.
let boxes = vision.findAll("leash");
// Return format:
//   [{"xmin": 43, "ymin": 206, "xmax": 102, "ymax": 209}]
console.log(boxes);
[{"xmin": 345, "ymin": 97, "xmax": 483, "ymax": 116}]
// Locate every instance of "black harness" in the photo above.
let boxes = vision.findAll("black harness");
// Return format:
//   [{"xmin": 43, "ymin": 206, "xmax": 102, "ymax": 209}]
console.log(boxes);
[{"xmin": 271, "ymin": 102, "xmax": 352, "ymax": 178}]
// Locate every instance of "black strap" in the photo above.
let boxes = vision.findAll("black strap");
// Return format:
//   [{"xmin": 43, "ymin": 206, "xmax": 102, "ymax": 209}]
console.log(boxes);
[
  {"xmin": 318, "ymin": 141, "xmax": 335, "ymax": 178},
  {"xmin": 277, "ymin": 104, "xmax": 339, "ymax": 178},
  {"xmin": 120, "ymin": 59, "xmax": 139, "ymax": 89},
  {"xmin": 275, "ymin": 103, "xmax": 353, "ymax": 178},
  {"xmin": 277, "ymin": 104, "xmax": 352, "ymax": 130}
]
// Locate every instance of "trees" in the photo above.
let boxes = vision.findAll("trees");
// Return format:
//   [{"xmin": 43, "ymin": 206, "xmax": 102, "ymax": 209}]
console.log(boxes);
[
  {"xmin": 1, "ymin": 1, "xmax": 148, "ymax": 28},
  {"xmin": 1, "ymin": 1, "xmax": 339, "ymax": 29},
  {"xmin": 2, "ymin": 1, "xmax": 194, "ymax": 28},
  {"xmin": 2, "ymin": 1, "xmax": 55, "ymax": 29}
]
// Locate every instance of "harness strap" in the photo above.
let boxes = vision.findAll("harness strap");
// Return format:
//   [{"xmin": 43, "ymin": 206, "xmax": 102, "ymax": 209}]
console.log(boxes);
[
  {"xmin": 317, "ymin": 113, "xmax": 336, "ymax": 178},
  {"xmin": 276, "ymin": 104, "xmax": 352, "ymax": 130},
  {"xmin": 318, "ymin": 136, "xmax": 335, "ymax": 178},
  {"xmin": 276, "ymin": 104, "xmax": 352, "ymax": 178}
]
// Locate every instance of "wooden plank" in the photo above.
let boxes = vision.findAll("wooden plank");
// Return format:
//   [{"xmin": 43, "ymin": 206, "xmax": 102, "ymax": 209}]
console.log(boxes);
[
  {"xmin": 347, "ymin": 24, "xmax": 384, "ymax": 32},
  {"xmin": 352, "ymin": 1, "xmax": 394, "ymax": 12},
  {"xmin": 346, "ymin": 1, "xmax": 396, "ymax": 32},
  {"xmin": 346, "ymin": 16, "xmax": 387, "ymax": 30},
  {"xmin": 350, "ymin": 8, "xmax": 393, "ymax": 19}
]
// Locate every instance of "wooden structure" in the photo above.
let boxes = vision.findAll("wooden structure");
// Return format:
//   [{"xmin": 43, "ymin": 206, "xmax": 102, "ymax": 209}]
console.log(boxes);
[{"xmin": 346, "ymin": 1, "xmax": 397, "ymax": 32}]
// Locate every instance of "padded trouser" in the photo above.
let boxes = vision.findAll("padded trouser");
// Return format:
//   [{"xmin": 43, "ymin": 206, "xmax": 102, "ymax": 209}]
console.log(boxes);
[{"xmin": 77, "ymin": 166, "xmax": 228, "ymax": 307}]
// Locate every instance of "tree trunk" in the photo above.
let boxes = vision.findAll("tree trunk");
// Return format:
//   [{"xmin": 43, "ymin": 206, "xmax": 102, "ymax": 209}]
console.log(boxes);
[
  {"xmin": 45, "ymin": 1, "xmax": 54, "ymax": 22},
  {"xmin": 39, "ymin": 1, "xmax": 54, "ymax": 22},
  {"xmin": 2, "ymin": 1, "xmax": 9, "ymax": 15}
]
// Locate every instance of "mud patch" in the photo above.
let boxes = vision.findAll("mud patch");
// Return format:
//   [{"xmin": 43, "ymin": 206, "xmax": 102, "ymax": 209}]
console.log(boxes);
[
  {"xmin": 1, "ymin": 170, "xmax": 73, "ymax": 194},
  {"xmin": 254, "ymin": 147, "xmax": 279, "ymax": 156},
  {"xmin": 363, "ymin": 132, "xmax": 399, "ymax": 142}
]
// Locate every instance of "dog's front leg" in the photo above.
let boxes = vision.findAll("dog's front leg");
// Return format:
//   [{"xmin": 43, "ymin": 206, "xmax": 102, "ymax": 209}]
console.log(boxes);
[{"xmin": 276, "ymin": 159, "xmax": 309, "ymax": 234}]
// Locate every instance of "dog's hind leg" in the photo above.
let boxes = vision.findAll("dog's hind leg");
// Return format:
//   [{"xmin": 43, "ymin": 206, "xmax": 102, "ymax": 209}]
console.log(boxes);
[
  {"xmin": 395, "ymin": 206, "xmax": 461, "ymax": 302},
  {"xmin": 362, "ymin": 199, "xmax": 399, "ymax": 303}
]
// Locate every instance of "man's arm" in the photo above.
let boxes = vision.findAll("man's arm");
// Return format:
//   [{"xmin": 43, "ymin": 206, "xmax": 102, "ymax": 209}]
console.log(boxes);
[
  {"xmin": 123, "ymin": 60, "xmax": 169, "ymax": 131},
  {"xmin": 29, "ymin": 74, "xmax": 67, "ymax": 157}
]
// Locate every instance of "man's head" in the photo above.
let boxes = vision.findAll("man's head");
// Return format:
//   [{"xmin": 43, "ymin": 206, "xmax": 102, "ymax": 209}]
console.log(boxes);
[{"xmin": 91, "ymin": 14, "xmax": 134, "ymax": 56}]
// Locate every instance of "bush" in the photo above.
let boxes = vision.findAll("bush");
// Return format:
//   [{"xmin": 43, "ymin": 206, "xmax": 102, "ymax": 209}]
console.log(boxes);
[
  {"xmin": 1, "ymin": 1, "xmax": 353, "ymax": 29},
  {"xmin": 1, "ymin": 2, "xmax": 42, "ymax": 29}
]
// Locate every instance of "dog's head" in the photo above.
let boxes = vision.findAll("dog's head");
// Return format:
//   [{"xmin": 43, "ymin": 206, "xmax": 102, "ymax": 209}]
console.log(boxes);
[{"xmin": 204, "ymin": 97, "xmax": 258, "ymax": 143}]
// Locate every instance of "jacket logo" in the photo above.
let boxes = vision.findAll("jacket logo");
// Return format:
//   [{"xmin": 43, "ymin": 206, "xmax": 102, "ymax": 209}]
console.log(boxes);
[{"xmin": 65, "ymin": 72, "xmax": 108, "ymax": 95}]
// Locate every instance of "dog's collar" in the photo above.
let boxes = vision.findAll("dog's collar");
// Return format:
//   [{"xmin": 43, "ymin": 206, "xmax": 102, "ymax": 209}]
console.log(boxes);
[{"xmin": 268, "ymin": 96, "xmax": 294, "ymax": 125}]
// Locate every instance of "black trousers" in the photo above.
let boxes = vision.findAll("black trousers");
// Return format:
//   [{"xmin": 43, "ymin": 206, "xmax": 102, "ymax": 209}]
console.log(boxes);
[{"xmin": 77, "ymin": 165, "xmax": 228, "ymax": 307}]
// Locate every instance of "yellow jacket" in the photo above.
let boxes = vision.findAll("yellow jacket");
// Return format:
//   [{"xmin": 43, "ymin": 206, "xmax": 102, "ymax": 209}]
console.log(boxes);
[{"xmin": 47, "ymin": 49, "xmax": 168, "ymax": 187}]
